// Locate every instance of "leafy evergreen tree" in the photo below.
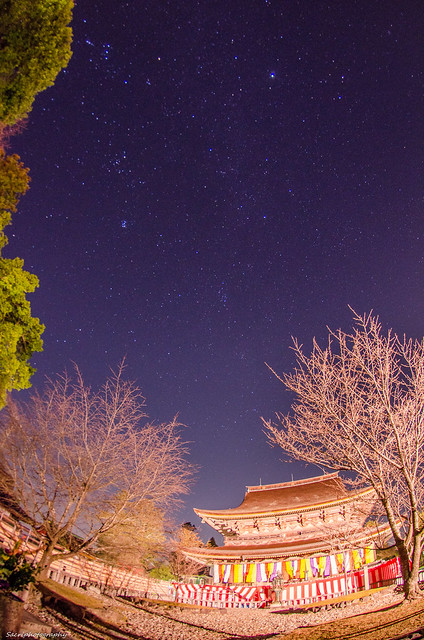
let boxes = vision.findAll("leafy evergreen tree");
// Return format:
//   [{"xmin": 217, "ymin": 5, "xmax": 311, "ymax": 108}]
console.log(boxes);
[
  {"xmin": 0, "ymin": 151, "xmax": 29, "ymax": 247},
  {"xmin": 0, "ymin": 150, "xmax": 43, "ymax": 407},
  {"xmin": 0, "ymin": 1, "xmax": 74, "ymax": 405},
  {"xmin": 0, "ymin": 0, "xmax": 74, "ymax": 125}
]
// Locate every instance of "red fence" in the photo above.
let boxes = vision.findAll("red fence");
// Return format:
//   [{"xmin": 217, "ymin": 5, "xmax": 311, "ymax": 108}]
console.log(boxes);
[
  {"xmin": 367, "ymin": 557, "xmax": 402, "ymax": 588},
  {"xmin": 275, "ymin": 557, "xmax": 403, "ymax": 607},
  {"xmin": 173, "ymin": 583, "xmax": 272, "ymax": 608}
]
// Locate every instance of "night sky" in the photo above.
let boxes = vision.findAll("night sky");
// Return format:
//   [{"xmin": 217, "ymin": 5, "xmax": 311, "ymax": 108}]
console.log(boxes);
[{"xmin": 8, "ymin": 0, "xmax": 423, "ymax": 542}]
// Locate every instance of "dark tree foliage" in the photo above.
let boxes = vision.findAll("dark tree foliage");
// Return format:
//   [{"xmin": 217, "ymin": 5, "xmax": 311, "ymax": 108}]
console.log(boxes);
[{"xmin": 206, "ymin": 537, "xmax": 218, "ymax": 548}]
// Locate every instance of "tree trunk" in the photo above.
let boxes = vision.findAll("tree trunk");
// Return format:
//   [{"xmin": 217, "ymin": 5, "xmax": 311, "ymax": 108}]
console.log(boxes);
[
  {"xmin": 404, "ymin": 535, "xmax": 422, "ymax": 600},
  {"xmin": 397, "ymin": 540, "xmax": 421, "ymax": 600},
  {"xmin": 0, "ymin": 593, "xmax": 24, "ymax": 636},
  {"xmin": 37, "ymin": 541, "xmax": 56, "ymax": 581},
  {"xmin": 403, "ymin": 571, "xmax": 421, "ymax": 600}
]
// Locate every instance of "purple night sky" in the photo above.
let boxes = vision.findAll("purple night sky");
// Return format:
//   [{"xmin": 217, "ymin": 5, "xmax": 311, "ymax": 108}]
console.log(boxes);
[{"xmin": 8, "ymin": 0, "xmax": 423, "ymax": 542}]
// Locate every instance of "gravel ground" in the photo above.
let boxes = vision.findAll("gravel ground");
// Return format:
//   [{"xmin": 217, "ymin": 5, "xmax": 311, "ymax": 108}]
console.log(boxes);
[{"xmin": 26, "ymin": 586, "xmax": 404, "ymax": 640}]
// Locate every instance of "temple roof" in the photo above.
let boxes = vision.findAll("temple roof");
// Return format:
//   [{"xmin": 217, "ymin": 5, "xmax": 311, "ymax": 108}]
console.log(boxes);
[
  {"xmin": 183, "ymin": 523, "xmax": 393, "ymax": 563},
  {"xmin": 195, "ymin": 473, "xmax": 359, "ymax": 520}
]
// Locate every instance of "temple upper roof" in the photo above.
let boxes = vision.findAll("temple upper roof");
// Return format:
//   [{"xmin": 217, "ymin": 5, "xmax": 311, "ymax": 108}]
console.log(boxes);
[{"xmin": 194, "ymin": 473, "xmax": 357, "ymax": 520}]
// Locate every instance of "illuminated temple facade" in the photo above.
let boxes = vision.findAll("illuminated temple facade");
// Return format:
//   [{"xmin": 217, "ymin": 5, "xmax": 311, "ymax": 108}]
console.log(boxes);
[{"xmin": 186, "ymin": 473, "xmax": 391, "ymax": 584}]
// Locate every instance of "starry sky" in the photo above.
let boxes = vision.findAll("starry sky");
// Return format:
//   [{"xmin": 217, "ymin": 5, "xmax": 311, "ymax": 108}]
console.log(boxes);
[{"xmin": 8, "ymin": 0, "xmax": 423, "ymax": 542}]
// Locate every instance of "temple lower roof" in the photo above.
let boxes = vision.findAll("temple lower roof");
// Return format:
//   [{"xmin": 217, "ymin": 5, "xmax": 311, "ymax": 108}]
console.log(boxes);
[{"xmin": 183, "ymin": 523, "xmax": 393, "ymax": 563}]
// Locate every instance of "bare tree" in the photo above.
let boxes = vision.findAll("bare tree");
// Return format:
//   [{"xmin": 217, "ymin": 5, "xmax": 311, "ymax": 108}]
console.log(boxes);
[
  {"xmin": 0, "ymin": 363, "xmax": 194, "ymax": 579},
  {"xmin": 263, "ymin": 311, "xmax": 424, "ymax": 599}
]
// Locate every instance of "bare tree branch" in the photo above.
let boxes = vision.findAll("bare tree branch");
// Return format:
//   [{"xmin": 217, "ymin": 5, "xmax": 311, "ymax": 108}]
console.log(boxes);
[
  {"xmin": 263, "ymin": 311, "xmax": 424, "ymax": 600},
  {"xmin": 0, "ymin": 361, "xmax": 195, "ymax": 578}
]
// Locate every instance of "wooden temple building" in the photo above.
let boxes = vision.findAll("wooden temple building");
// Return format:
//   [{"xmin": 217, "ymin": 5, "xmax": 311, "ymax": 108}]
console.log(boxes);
[{"xmin": 185, "ymin": 473, "xmax": 392, "ymax": 585}]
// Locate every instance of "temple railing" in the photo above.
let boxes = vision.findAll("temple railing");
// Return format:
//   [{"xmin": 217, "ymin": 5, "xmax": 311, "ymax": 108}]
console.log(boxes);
[
  {"xmin": 0, "ymin": 508, "xmax": 171, "ymax": 600},
  {"xmin": 173, "ymin": 557, "xmax": 411, "ymax": 609}
]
